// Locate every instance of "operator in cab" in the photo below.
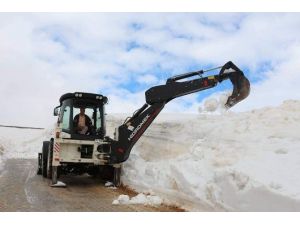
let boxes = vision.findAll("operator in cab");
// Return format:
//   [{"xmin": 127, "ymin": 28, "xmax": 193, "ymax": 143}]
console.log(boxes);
[{"xmin": 73, "ymin": 107, "xmax": 92, "ymax": 135}]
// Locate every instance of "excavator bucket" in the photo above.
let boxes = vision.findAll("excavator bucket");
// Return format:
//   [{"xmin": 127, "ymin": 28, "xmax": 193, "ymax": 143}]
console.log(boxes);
[{"xmin": 225, "ymin": 71, "xmax": 250, "ymax": 108}]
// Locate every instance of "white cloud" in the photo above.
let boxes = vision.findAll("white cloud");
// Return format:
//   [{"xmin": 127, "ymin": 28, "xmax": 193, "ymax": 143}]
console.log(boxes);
[
  {"xmin": 0, "ymin": 13, "xmax": 300, "ymax": 127},
  {"xmin": 233, "ymin": 43, "xmax": 300, "ymax": 112},
  {"xmin": 136, "ymin": 74, "xmax": 158, "ymax": 85}
]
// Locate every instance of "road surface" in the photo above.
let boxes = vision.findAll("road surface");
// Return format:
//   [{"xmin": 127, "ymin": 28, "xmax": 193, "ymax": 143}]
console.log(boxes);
[{"xmin": 0, "ymin": 159, "xmax": 181, "ymax": 212}]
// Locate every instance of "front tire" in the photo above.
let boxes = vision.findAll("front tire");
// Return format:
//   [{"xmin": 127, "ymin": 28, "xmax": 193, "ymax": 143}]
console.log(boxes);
[{"xmin": 42, "ymin": 141, "xmax": 50, "ymax": 178}]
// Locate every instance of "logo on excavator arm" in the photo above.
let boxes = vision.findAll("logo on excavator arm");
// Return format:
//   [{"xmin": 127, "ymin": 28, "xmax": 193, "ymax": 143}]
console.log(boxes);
[
  {"xmin": 126, "ymin": 122, "xmax": 135, "ymax": 131},
  {"xmin": 128, "ymin": 114, "xmax": 151, "ymax": 141}
]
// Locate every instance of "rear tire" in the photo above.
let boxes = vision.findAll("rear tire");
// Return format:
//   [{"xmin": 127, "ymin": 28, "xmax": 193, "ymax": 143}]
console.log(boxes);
[
  {"xmin": 91, "ymin": 165, "xmax": 121, "ymax": 187},
  {"xmin": 42, "ymin": 141, "xmax": 50, "ymax": 178},
  {"xmin": 87, "ymin": 166, "xmax": 99, "ymax": 177},
  {"xmin": 99, "ymin": 165, "xmax": 114, "ymax": 180}
]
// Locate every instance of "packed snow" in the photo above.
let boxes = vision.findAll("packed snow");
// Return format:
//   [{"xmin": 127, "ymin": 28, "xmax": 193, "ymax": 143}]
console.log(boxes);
[
  {"xmin": 112, "ymin": 193, "xmax": 163, "ymax": 206},
  {"xmin": 1, "ymin": 99, "xmax": 300, "ymax": 211},
  {"xmin": 0, "ymin": 126, "xmax": 52, "ymax": 177},
  {"xmin": 108, "ymin": 99, "xmax": 300, "ymax": 211},
  {"xmin": 105, "ymin": 181, "xmax": 114, "ymax": 187},
  {"xmin": 104, "ymin": 181, "xmax": 117, "ymax": 189},
  {"xmin": 0, "ymin": 126, "xmax": 52, "ymax": 159},
  {"xmin": 50, "ymin": 181, "xmax": 67, "ymax": 187}
]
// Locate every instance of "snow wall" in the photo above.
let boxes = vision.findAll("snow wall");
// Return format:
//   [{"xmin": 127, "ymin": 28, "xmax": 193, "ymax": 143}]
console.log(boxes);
[{"xmin": 1, "ymin": 100, "xmax": 300, "ymax": 211}]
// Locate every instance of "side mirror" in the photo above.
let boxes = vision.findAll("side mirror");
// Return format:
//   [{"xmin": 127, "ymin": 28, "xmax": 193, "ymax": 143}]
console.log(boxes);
[{"xmin": 54, "ymin": 106, "xmax": 60, "ymax": 116}]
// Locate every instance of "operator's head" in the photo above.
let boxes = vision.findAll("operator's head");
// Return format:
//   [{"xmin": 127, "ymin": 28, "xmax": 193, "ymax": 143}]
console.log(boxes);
[{"xmin": 80, "ymin": 107, "xmax": 85, "ymax": 115}]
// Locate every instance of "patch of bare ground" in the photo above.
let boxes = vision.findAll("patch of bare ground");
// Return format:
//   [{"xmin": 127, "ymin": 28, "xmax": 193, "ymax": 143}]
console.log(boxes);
[{"xmin": 119, "ymin": 184, "xmax": 186, "ymax": 212}]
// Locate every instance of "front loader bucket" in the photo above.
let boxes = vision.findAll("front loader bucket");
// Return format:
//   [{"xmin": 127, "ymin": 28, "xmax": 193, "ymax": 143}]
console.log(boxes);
[{"xmin": 225, "ymin": 72, "xmax": 250, "ymax": 108}]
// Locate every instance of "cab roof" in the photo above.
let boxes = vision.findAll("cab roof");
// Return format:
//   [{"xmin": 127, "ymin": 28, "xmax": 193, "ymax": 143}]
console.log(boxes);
[{"xmin": 59, "ymin": 92, "xmax": 108, "ymax": 105}]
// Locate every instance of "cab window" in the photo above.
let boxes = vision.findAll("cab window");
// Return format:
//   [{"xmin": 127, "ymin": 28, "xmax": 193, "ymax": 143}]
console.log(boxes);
[
  {"xmin": 61, "ymin": 106, "xmax": 71, "ymax": 131},
  {"xmin": 73, "ymin": 107, "xmax": 94, "ymax": 125}
]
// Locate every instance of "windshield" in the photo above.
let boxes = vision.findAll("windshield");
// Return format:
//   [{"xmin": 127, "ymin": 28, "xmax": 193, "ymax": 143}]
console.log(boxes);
[
  {"xmin": 73, "ymin": 107, "xmax": 102, "ymax": 131},
  {"xmin": 59, "ymin": 98, "xmax": 104, "ymax": 138}
]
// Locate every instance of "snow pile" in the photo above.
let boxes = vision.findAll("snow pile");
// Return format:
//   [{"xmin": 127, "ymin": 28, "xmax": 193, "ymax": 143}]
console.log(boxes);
[
  {"xmin": 0, "ymin": 126, "xmax": 53, "ymax": 173},
  {"xmin": 1, "ymin": 100, "xmax": 300, "ymax": 211},
  {"xmin": 105, "ymin": 181, "xmax": 114, "ymax": 187},
  {"xmin": 105, "ymin": 181, "xmax": 117, "ymax": 189},
  {"xmin": 50, "ymin": 181, "xmax": 66, "ymax": 187},
  {"xmin": 0, "ymin": 127, "xmax": 52, "ymax": 159},
  {"xmin": 112, "ymin": 193, "xmax": 163, "ymax": 206},
  {"xmin": 119, "ymin": 100, "xmax": 300, "ymax": 211}
]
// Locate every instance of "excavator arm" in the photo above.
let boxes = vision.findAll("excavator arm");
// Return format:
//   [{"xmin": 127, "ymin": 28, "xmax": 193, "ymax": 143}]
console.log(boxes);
[{"xmin": 107, "ymin": 61, "xmax": 250, "ymax": 164}]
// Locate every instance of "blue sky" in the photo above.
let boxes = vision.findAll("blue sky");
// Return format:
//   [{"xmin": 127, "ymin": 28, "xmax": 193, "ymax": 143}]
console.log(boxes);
[{"xmin": 1, "ymin": 13, "xmax": 300, "ymax": 126}]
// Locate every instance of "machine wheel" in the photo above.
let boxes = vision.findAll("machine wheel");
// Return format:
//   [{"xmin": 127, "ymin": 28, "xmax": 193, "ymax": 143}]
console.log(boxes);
[
  {"xmin": 87, "ymin": 166, "xmax": 99, "ymax": 177},
  {"xmin": 46, "ymin": 141, "xmax": 53, "ymax": 179},
  {"xmin": 113, "ymin": 166, "xmax": 121, "ymax": 187},
  {"xmin": 42, "ymin": 141, "xmax": 50, "ymax": 178},
  {"xmin": 99, "ymin": 165, "xmax": 114, "ymax": 180}
]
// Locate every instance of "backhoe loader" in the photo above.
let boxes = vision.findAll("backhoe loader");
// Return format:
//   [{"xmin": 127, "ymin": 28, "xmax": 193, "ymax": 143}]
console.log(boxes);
[{"xmin": 37, "ymin": 61, "xmax": 250, "ymax": 187}]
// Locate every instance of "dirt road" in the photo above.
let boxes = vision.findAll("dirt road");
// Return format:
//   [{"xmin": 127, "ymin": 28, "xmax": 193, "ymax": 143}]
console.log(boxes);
[{"xmin": 0, "ymin": 159, "xmax": 179, "ymax": 212}]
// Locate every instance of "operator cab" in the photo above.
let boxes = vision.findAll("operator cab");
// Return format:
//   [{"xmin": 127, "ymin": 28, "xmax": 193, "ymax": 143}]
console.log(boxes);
[{"xmin": 54, "ymin": 92, "xmax": 108, "ymax": 140}]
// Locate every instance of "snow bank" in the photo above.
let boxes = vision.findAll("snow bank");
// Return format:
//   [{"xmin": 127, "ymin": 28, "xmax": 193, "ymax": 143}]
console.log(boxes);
[
  {"xmin": 0, "ymin": 127, "xmax": 52, "ymax": 159},
  {"xmin": 112, "ymin": 193, "xmax": 163, "ymax": 206},
  {"xmin": 0, "ymin": 126, "xmax": 53, "ymax": 174},
  {"xmin": 116, "ymin": 100, "xmax": 300, "ymax": 211},
  {"xmin": 1, "ymin": 100, "xmax": 300, "ymax": 211}
]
